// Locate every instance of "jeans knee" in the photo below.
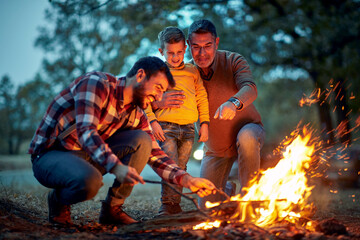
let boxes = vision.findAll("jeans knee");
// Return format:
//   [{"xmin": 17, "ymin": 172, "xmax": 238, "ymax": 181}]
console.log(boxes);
[
  {"xmin": 131, "ymin": 130, "xmax": 152, "ymax": 152},
  {"xmin": 237, "ymin": 127, "xmax": 258, "ymax": 145},
  {"xmin": 75, "ymin": 170, "xmax": 103, "ymax": 201}
]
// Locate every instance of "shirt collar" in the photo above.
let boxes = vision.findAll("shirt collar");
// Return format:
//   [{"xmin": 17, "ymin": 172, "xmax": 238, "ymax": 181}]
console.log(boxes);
[{"xmin": 166, "ymin": 61, "xmax": 185, "ymax": 70}]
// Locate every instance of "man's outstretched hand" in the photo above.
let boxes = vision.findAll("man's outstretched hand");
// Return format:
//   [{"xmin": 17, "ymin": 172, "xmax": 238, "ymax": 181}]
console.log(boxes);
[
  {"xmin": 111, "ymin": 164, "xmax": 145, "ymax": 186},
  {"xmin": 151, "ymin": 90, "xmax": 185, "ymax": 109},
  {"xmin": 214, "ymin": 101, "xmax": 237, "ymax": 120},
  {"xmin": 181, "ymin": 174, "xmax": 215, "ymax": 198}
]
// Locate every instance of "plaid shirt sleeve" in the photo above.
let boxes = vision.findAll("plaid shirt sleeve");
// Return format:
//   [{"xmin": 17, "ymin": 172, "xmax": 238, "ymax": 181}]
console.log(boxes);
[
  {"xmin": 71, "ymin": 73, "xmax": 120, "ymax": 172},
  {"xmin": 135, "ymin": 110, "xmax": 189, "ymax": 185}
]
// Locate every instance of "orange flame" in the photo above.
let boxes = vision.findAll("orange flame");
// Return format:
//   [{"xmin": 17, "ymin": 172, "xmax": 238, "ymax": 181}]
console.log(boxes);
[{"xmin": 194, "ymin": 126, "xmax": 317, "ymax": 229}]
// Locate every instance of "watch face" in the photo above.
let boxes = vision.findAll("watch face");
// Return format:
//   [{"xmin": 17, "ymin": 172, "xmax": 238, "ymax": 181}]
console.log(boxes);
[
  {"xmin": 229, "ymin": 97, "xmax": 241, "ymax": 109},
  {"xmin": 234, "ymin": 99, "xmax": 240, "ymax": 107}
]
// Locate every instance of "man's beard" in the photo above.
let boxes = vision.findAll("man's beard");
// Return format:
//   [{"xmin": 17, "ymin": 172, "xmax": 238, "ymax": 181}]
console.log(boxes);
[{"xmin": 133, "ymin": 83, "xmax": 148, "ymax": 109}]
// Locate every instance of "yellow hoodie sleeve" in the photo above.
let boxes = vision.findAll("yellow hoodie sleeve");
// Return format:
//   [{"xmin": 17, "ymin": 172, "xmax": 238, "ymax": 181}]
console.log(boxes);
[
  {"xmin": 144, "ymin": 104, "xmax": 157, "ymax": 123},
  {"xmin": 193, "ymin": 67, "xmax": 210, "ymax": 124}
]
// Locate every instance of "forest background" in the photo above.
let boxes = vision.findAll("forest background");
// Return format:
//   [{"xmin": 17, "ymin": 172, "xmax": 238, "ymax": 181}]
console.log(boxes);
[{"xmin": 1, "ymin": 0, "xmax": 359, "ymax": 159}]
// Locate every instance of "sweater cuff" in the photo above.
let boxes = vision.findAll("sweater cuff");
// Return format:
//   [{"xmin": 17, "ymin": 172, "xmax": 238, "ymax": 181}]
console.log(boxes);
[
  {"xmin": 200, "ymin": 121, "xmax": 210, "ymax": 126},
  {"xmin": 150, "ymin": 119, "xmax": 158, "ymax": 124}
]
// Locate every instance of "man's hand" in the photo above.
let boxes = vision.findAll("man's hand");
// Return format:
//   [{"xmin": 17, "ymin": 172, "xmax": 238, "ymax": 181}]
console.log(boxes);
[
  {"xmin": 152, "ymin": 90, "xmax": 185, "ymax": 109},
  {"xmin": 111, "ymin": 164, "xmax": 145, "ymax": 186},
  {"xmin": 198, "ymin": 123, "xmax": 209, "ymax": 142},
  {"xmin": 213, "ymin": 101, "xmax": 237, "ymax": 120},
  {"xmin": 181, "ymin": 175, "xmax": 215, "ymax": 198},
  {"xmin": 151, "ymin": 121, "xmax": 166, "ymax": 142}
]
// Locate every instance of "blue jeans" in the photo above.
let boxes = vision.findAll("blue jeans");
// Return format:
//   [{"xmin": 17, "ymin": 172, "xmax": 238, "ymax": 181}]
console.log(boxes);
[
  {"xmin": 158, "ymin": 122, "xmax": 195, "ymax": 205},
  {"xmin": 32, "ymin": 130, "xmax": 152, "ymax": 206},
  {"xmin": 199, "ymin": 123, "xmax": 265, "ymax": 208}
]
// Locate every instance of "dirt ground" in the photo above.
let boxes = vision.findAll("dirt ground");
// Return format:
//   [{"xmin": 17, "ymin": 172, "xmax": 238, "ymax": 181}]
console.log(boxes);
[{"xmin": 1, "ymin": 155, "xmax": 360, "ymax": 239}]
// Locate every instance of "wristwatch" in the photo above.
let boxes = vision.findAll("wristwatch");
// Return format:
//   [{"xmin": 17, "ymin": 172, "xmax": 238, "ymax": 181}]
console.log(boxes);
[{"xmin": 227, "ymin": 97, "xmax": 243, "ymax": 110}]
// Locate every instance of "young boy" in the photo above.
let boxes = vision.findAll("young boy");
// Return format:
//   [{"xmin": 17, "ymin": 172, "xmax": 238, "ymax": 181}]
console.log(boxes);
[{"xmin": 145, "ymin": 27, "xmax": 210, "ymax": 215}]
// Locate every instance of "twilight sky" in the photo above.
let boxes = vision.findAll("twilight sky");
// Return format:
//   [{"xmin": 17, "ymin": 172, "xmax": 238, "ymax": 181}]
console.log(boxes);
[{"xmin": 0, "ymin": 0, "xmax": 50, "ymax": 87}]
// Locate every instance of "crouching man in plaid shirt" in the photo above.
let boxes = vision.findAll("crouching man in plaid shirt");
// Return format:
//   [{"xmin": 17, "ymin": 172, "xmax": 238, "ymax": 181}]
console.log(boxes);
[{"xmin": 28, "ymin": 56, "xmax": 215, "ymax": 226}]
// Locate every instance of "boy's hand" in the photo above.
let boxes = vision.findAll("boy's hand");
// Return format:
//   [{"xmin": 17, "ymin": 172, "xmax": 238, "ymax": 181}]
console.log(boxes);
[
  {"xmin": 151, "ymin": 90, "xmax": 185, "ymax": 109},
  {"xmin": 198, "ymin": 123, "xmax": 209, "ymax": 142},
  {"xmin": 151, "ymin": 121, "xmax": 166, "ymax": 142}
]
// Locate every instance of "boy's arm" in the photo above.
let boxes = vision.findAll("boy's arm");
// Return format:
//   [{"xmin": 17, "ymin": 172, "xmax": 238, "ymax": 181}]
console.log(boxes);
[
  {"xmin": 198, "ymin": 123, "xmax": 209, "ymax": 142},
  {"xmin": 151, "ymin": 120, "xmax": 166, "ymax": 142},
  {"xmin": 194, "ymin": 67, "xmax": 210, "ymax": 125},
  {"xmin": 144, "ymin": 104, "xmax": 157, "ymax": 122},
  {"xmin": 145, "ymin": 104, "xmax": 166, "ymax": 142}
]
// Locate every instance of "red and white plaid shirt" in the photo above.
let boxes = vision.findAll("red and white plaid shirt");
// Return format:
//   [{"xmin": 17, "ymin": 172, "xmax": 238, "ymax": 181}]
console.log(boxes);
[{"xmin": 28, "ymin": 71, "xmax": 187, "ymax": 184}]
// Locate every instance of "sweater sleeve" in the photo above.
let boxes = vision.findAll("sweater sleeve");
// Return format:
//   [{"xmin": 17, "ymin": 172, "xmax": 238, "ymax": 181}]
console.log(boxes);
[{"xmin": 231, "ymin": 53, "xmax": 258, "ymax": 108}]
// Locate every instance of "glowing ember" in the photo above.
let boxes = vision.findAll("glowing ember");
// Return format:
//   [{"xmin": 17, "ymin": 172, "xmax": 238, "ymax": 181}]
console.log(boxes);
[
  {"xmin": 194, "ymin": 126, "xmax": 318, "ymax": 230},
  {"xmin": 193, "ymin": 220, "xmax": 221, "ymax": 230}
]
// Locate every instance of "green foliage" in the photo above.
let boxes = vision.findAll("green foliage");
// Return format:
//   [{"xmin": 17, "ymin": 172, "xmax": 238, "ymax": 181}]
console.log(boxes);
[
  {"xmin": 29, "ymin": 0, "xmax": 360, "ymax": 147},
  {"xmin": 183, "ymin": 0, "xmax": 360, "ymax": 144},
  {"xmin": 0, "ymin": 74, "xmax": 53, "ymax": 154},
  {"xmin": 35, "ymin": 0, "xmax": 182, "ymax": 88}
]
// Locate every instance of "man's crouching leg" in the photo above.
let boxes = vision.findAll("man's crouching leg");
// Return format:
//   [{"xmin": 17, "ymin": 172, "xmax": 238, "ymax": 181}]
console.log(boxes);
[
  {"xmin": 32, "ymin": 150, "xmax": 104, "ymax": 225},
  {"xmin": 100, "ymin": 130, "xmax": 152, "ymax": 225}
]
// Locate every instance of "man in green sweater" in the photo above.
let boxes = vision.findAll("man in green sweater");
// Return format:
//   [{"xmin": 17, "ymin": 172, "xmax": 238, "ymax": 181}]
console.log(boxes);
[{"xmin": 152, "ymin": 19, "xmax": 265, "ymax": 208}]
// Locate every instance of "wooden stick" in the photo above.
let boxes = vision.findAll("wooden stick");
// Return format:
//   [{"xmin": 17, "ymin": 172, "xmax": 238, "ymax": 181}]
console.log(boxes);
[{"xmin": 143, "ymin": 179, "xmax": 210, "ymax": 218}]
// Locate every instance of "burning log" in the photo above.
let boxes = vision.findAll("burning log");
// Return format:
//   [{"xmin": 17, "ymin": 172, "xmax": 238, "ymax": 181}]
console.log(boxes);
[{"xmin": 116, "ymin": 209, "xmax": 208, "ymax": 233}]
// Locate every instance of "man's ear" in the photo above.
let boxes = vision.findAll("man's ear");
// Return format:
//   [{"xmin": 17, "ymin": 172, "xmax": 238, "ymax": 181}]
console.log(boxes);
[
  {"xmin": 158, "ymin": 48, "xmax": 164, "ymax": 56},
  {"xmin": 136, "ymin": 69, "xmax": 146, "ymax": 83},
  {"xmin": 215, "ymin": 37, "xmax": 220, "ymax": 50}
]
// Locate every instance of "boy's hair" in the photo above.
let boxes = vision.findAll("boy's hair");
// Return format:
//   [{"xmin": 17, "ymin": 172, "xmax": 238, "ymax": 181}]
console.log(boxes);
[
  {"xmin": 126, "ymin": 56, "xmax": 175, "ymax": 88},
  {"xmin": 158, "ymin": 27, "xmax": 186, "ymax": 49},
  {"xmin": 188, "ymin": 19, "xmax": 217, "ymax": 42}
]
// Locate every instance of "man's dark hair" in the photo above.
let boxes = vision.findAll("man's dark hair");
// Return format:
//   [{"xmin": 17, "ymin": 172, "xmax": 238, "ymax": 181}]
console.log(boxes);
[
  {"xmin": 188, "ymin": 19, "xmax": 217, "ymax": 41},
  {"xmin": 158, "ymin": 26, "xmax": 186, "ymax": 49},
  {"xmin": 126, "ymin": 56, "xmax": 175, "ymax": 88}
]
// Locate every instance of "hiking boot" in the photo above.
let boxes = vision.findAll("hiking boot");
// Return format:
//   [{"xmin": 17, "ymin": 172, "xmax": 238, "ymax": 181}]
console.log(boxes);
[
  {"xmin": 47, "ymin": 190, "xmax": 72, "ymax": 225},
  {"xmin": 225, "ymin": 180, "xmax": 241, "ymax": 197},
  {"xmin": 157, "ymin": 203, "xmax": 182, "ymax": 216},
  {"xmin": 99, "ymin": 201, "xmax": 138, "ymax": 225}
]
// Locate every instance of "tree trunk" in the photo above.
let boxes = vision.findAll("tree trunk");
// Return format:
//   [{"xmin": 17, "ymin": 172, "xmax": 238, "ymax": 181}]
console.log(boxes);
[
  {"xmin": 8, "ymin": 138, "xmax": 14, "ymax": 154},
  {"xmin": 14, "ymin": 135, "xmax": 22, "ymax": 154},
  {"xmin": 310, "ymin": 72, "xmax": 335, "ymax": 146}
]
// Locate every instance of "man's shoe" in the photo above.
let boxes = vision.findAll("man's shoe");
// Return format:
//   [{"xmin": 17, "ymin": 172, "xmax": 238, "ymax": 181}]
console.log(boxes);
[
  {"xmin": 47, "ymin": 190, "xmax": 72, "ymax": 225},
  {"xmin": 225, "ymin": 180, "xmax": 241, "ymax": 197},
  {"xmin": 158, "ymin": 203, "xmax": 182, "ymax": 216},
  {"xmin": 99, "ymin": 202, "xmax": 138, "ymax": 225}
]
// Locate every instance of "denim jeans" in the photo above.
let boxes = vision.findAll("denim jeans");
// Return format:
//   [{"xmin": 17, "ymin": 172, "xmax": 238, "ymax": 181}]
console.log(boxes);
[
  {"xmin": 158, "ymin": 122, "xmax": 195, "ymax": 205},
  {"xmin": 198, "ymin": 123, "xmax": 265, "ymax": 208},
  {"xmin": 32, "ymin": 130, "xmax": 152, "ymax": 206}
]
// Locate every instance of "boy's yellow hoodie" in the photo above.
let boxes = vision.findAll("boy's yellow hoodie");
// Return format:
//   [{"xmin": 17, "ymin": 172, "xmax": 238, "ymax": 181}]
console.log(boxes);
[{"xmin": 145, "ymin": 62, "xmax": 209, "ymax": 125}]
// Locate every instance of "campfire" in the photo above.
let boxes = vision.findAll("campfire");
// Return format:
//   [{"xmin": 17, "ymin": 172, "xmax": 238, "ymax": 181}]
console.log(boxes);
[
  {"xmin": 194, "ymin": 126, "xmax": 319, "ymax": 231},
  {"xmin": 116, "ymin": 124, "xmax": 357, "ymax": 239}
]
